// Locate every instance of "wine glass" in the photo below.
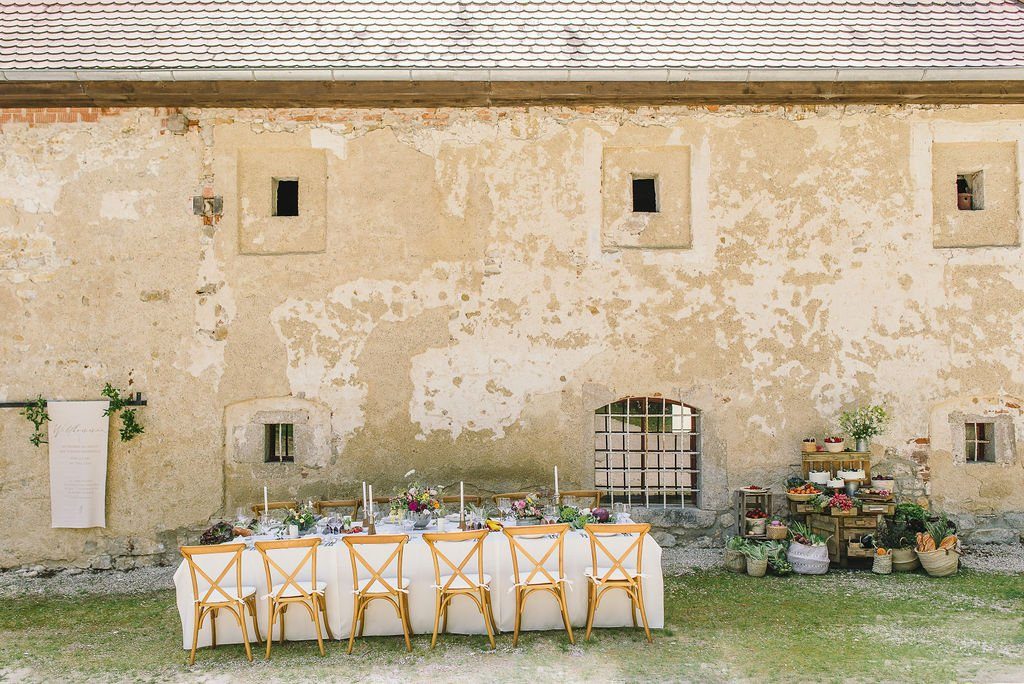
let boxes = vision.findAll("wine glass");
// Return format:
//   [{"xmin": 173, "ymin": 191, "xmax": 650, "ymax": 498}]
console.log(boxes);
[
  {"xmin": 614, "ymin": 502, "xmax": 631, "ymax": 523},
  {"xmin": 544, "ymin": 505, "xmax": 559, "ymax": 525},
  {"xmin": 497, "ymin": 498, "xmax": 512, "ymax": 521}
]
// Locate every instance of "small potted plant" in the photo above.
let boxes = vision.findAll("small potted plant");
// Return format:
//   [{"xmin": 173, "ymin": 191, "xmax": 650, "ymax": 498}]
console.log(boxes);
[
  {"xmin": 838, "ymin": 404, "xmax": 890, "ymax": 453},
  {"xmin": 741, "ymin": 541, "xmax": 769, "ymax": 577},
  {"xmin": 823, "ymin": 436, "xmax": 845, "ymax": 453},
  {"xmin": 801, "ymin": 437, "xmax": 817, "ymax": 453}
]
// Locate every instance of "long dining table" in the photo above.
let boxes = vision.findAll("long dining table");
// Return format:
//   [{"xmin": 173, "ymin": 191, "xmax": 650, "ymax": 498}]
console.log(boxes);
[{"xmin": 173, "ymin": 523, "xmax": 664, "ymax": 649}]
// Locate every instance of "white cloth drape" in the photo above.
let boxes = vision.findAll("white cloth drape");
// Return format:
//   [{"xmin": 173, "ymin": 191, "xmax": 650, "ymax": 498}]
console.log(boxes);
[
  {"xmin": 47, "ymin": 400, "xmax": 110, "ymax": 528},
  {"xmin": 173, "ymin": 530, "xmax": 664, "ymax": 648}
]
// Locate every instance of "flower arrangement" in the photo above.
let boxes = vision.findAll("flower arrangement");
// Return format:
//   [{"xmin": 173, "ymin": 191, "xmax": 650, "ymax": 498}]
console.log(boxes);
[
  {"xmin": 511, "ymin": 495, "xmax": 543, "ymax": 519},
  {"xmin": 283, "ymin": 504, "xmax": 316, "ymax": 532},
  {"xmin": 828, "ymin": 493, "xmax": 855, "ymax": 512},
  {"xmin": 838, "ymin": 404, "xmax": 890, "ymax": 440},
  {"xmin": 390, "ymin": 484, "xmax": 444, "ymax": 516}
]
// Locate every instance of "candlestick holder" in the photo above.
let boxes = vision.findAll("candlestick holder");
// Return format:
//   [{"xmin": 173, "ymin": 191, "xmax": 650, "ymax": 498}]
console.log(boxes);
[
  {"xmin": 459, "ymin": 511, "xmax": 466, "ymax": 531},
  {"xmin": 367, "ymin": 520, "xmax": 377, "ymax": 536}
]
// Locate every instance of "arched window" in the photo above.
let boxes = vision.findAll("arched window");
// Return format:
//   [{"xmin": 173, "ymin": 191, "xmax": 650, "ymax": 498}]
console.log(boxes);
[{"xmin": 594, "ymin": 397, "xmax": 701, "ymax": 507}]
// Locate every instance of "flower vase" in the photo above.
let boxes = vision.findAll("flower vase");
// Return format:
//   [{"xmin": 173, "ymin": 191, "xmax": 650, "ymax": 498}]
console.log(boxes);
[
  {"xmin": 515, "ymin": 516, "xmax": 541, "ymax": 526},
  {"xmin": 855, "ymin": 437, "xmax": 869, "ymax": 453},
  {"xmin": 287, "ymin": 524, "xmax": 299, "ymax": 538},
  {"xmin": 411, "ymin": 511, "xmax": 433, "ymax": 529}
]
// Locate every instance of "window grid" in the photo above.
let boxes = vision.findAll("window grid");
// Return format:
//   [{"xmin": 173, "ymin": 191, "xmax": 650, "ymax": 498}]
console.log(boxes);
[
  {"xmin": 965, "ymin": 421, "xmax": 994, "ymax": 463},
  {"xmin": 594, "ymin": 397, "xmax": 701, "ymax": 507},
  {"xmin": 265, "ymin": 423, "xmax": 294, "ymax": 463}
]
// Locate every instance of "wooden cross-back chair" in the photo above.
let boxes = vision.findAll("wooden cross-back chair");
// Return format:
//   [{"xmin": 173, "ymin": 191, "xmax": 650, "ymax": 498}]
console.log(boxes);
[
  {"xmin": 180, "ymin": 543, "xmax": 263, "ymax": 665},
  {"xmin": 583, "ymin": 522, "xmax": 653, "ymax": 642},
  {"xmin": 254, "ymin": 538, "xmax": 333, "ymax": 658},
  {"xmin": 342, "ymin": 534, "xmax": 412, "ymax": 654},
  {"xmin": 492, "ymin": 492, "xmax": 531, "ymax": 504},
  {"xmin": 502, "ymin": 523, "xmax": 574, "ymax": 647},
  {"xmin": 422, "ymin": 529, "xmax": 497, "ymax": 649},
  {"xmin": 250, "ymin": 501, "xmax": 296, "ymax": 516},
  {"xmin": 558, "ymin": 490, "xmax": 604, "ymax": 509},
  {"xmin": 314, "ymin": 499, "xmax": 361, "ymax": 518},
  {"xmin": 440, "ymin": 494, "xmax": 482, "ymax": 508}
]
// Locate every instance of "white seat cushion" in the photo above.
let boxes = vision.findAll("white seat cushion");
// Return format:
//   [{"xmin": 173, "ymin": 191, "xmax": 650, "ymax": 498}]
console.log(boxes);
[
  {"xmin": 269, "ymin": 580, "xmax": 327, "ymax": 598},
  {"xmin": 196, "ymin": 585, "xmax": 257, "ymax": 601},
  {"xmin": 437, "ymin": 573, "xmax": 491, "ymax": 590},
  {"xmin": 512, "ymin": 573, "xmax": 565, "ymax": 586},
  {"xmin": 357, "ymin": 576, "xmax": 410, "ymax": 594},
  {"xmin": 585, "ymin": 567, "xmax": 639, "ymax": 582}
]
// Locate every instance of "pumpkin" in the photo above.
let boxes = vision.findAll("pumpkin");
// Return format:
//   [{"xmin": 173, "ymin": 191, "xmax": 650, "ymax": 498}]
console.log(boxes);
[
  {"xmin": 939, "ymin": 535, "xmax": 958, "ymax": 550},
  {"xmin": 876, "ymin": 548, "xmax": 888, "ymax": 556}
]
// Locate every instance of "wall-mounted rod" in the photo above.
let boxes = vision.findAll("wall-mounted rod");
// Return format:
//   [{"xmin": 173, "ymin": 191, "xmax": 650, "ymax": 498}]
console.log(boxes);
[{"xmin": 0, "ymin": 392, "xmax": 147, "ymax": 409}]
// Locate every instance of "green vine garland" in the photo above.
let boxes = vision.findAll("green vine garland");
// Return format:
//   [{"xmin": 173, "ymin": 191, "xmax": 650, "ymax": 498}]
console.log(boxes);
[
  {"xmin": 20, "ymin": 395, "xmax": 50, "ymax": 447},
  {"xmin": 101, "ymin": 383, "xmax": 145, "ymax": 442}
]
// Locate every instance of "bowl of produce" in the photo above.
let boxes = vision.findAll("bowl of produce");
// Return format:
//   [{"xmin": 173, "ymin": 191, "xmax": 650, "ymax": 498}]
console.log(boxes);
[
  {"xmin": 786, "ymin": 483, "xmax": 821, "ymax": 502},
  {"xmin": 824, "ymin": 436, "xmax": 845, "ymax": 453},
  {"xmin": 801, "ymin": 438, "xmax": 818, "ymax": 453}
]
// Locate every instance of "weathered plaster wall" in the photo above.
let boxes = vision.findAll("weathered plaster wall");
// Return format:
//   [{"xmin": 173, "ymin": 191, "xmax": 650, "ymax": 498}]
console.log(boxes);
[{"xmin": 2, "ymin": 104, "xmax": 1024, "ymax": 567}]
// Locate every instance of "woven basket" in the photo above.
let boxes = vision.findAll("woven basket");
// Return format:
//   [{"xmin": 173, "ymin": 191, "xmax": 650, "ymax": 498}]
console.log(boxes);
[
  {"xmin": 917, "ymin": 548, "xmax": 960, "ymax": 577},
  {"xmin": 746, "ymin": 557, "xmax": 768, "ymax": 577},
  {"xmin": 787, "ymin": 541, "xmax": 830, "ymax": 575},
  {"xmin": 724, "ymin": 549, "xmax": 746, "ymax": 574},
  {"xmin": 891, "ymin": 547, "xmax": 920, "ymax": 572},
  {"xmin": 872, "ymin": 553, "xmax": 893, "ymax": 575},
  {"xmin": 766, "ymin": 525, "xmax": 788, "ymax": 540}
]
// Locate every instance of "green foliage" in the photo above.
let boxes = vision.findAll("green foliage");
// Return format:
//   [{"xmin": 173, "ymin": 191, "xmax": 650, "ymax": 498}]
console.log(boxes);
[
  {"xmin": 740, "ymin": 541, "xmax": 768, "ymax": 561},
  {"xmin": 198, "ymin": 521, "xmax": 234, "ymax": 545},
  {"xmin": 101, "ymin": 383, "xmax": 145, "ymax": 442},
  {"xmin": 876, "ymin": 519, "xmax": 915, "ymax": 549},
  {"xmin": 926, "ymin": 515, "xmax": 956, "ymax": 548},
  {"xmin": 895, "ymin": 502, "xmax": 929, "ymax": 533},
  {"xmin": 726, "ymin": 535, "xmax": 747, "ymax": 551},
  {"xmin": 19, "ymin": 396, "xmax": 49, "ymax": 447},
  {"xmin": 838, "ymin": 404, "xmax": 890, "ymax": 440}
]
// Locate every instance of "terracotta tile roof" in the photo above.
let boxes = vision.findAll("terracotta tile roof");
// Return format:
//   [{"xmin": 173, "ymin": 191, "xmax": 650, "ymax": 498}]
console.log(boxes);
[{"xmin": 1, "ymin": 1, "xmax": 1023, "ymax": 73}]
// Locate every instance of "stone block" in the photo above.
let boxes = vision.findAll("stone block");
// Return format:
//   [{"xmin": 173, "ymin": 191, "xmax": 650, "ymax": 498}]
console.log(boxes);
[
  {"xmin": 634, "ymin": 506, "xmax": 718, "ymax": 530},
  {"xmin": 652, "ymin": 531, "xmax": 678, "ymax": 548},
  {"xmin": 90, "ymin": 554, "xmax": 112, "ymax": 570},
  {"xmin": 967, "ymin": 527, "xmax": 1019, "ymax": 545}
]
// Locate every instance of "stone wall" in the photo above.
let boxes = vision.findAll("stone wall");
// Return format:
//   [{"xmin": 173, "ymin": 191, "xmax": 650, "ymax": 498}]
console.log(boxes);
[{"xmin": 3, "ymin": 103, "xmax": 1024, "ymax": 569}]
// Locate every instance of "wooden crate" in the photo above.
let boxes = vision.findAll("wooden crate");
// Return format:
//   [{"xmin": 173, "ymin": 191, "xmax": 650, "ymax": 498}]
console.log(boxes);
[
  {"xmin": 808, "ymin": 512, "xmax": 880, "ymax": 567},
  {"xmin": 734, "ymin": 489, "xmax": 773, "ymax": 539},
  {"xmin": 860, "ymin": 502, "xmax": 896, "ymax": 515},
  {"xmin": 847, "ymin": 542, "xmax": 875, "ymax": 559}
]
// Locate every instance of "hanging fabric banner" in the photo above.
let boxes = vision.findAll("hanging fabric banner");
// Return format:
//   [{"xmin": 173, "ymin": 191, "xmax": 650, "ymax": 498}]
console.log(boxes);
[{"xmin": 47, "ymin": 400, "xmax": 110, "ymax": 528}]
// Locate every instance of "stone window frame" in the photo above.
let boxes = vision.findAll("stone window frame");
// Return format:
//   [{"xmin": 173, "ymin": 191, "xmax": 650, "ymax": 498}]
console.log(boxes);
[
  {"xmin": 948, "ymin": 411, "xmax": 1016, "ymax": 466},
  {"xmin": 225, "ymin": 398, "xmax": 331, "ymax": 469}
]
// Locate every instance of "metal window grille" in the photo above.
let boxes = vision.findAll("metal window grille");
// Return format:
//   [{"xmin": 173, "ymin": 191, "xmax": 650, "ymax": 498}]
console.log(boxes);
[
  {"xmin": 265, "ymin": 423, "xmax": 294, "ymax": 463},
  {"xmin": 965, "ymin": 422, "xmax": 994, "ymax": 463},
  {"xmin": 594, "ymin": 397, "xmax": 701, "ymax": 507}
]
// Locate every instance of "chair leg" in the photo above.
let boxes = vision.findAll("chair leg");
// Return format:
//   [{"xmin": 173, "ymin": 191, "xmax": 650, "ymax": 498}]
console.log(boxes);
[
  {"xmin": 264, "ymin": 603, "xmax": 275, "ymax": 660},
  {"xmin": 311, "ymin": 599, "xmax": 326, "ymax": 657},
  {"xmin": 347, "ymin": 596, "xmax": 361, "ymax": 655},
  {"xmin": 557, "ymin": 589, "xmax": 575, "ymax": 645},
  {"xmin": 512, "ymin": 589, "xmax": 523, "ymax": 648},
  {"xmin": 480, "ymin": 589, "xmax": 496, "ymax": 650},
  {"xmin": 585, "ymin": 581, "xmax": 598, "ymax": 641},
  {"xmin": 210, "ymin": 608, "xmax": 217, "ymax": 649},
  {"xmin": 635, "ymin": 584, "xmax": 653, "ymax": 643},
  {"xmin": 278, "ymin": 604, "xmax": 286, "ymax": 644},
  {"xmin": 441, "ymin": 595, "xmax": 449, "ymax": 635},
  {"xmin": 319, "ymin": 595, "xmax": 335, "ymax": 641},
  {"xmin": 245, "ymin": 597, "xmax": 263, "ymax": 643},
  {"xmin": 402, "ymin": 594, "xmax": 413, "ymax": 638},
  {"xmin": 397, "ymin": 595, "xmax": 412, "ymax": 652},
  {"xmin": 430, "ymin": 591, "xmax": 443, "ymax": 649},
  {"xmin": 236, "ymin": 606, "xmax": 253, "ymax": 662},
  {"xmin": 357, "ymin": 599, "xmax": 367, "ymax": 638},
  {"xmin": 484, "ymin": 590, "xmax": 498, "ymax": 635},
  {"xmin": 188, "ymin": 604, "xmax": 201, "ymax": 665}
]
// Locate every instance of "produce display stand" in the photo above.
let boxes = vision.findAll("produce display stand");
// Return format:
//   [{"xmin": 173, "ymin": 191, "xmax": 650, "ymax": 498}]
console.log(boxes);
[
  {"xmin": 735, "ymin": 488, "xmax": 772, "ymax": 539},
  {"xmin": 801, "ymin": 451, "xmax": 871, "ymax": 484},
  {"xmin": 807, "ymin": 511, "xmax": 881, "ymax": 568}
]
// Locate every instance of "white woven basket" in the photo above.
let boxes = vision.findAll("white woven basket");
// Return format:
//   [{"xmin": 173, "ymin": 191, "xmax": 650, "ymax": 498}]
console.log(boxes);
[{"xmin": 788, "ymin": 540, "xmax": 830, "ymax": 575}]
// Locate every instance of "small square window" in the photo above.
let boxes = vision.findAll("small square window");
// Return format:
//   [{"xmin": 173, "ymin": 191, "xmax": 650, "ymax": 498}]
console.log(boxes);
[
  {"xmin": 956, "ymin": 172, "xmax": 984, "ymax": 211},
  {"xmin": 965, "ymin": 421, "xmax": 994, "ymax": 463},
  {"xmin": 632, "ymin": 177, "xmax": 658, "ymax": 213},
  {"xmin": 273, "ymin": 178, "xmax": 299, "ymax": 217},
  {"xmin": 265, "ymin": 423, "xmax": 294, "ymax": 462}
]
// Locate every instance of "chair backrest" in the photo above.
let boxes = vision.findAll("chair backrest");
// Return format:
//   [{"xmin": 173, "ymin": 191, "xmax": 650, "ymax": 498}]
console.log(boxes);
[
  {"xmin": 503, "ymin": 523, "xmax": 569, "ymax": 586},
  {"xmin": 583, "ymin": 523, "xmax": 650, "ymax": 582},
  {"xmin": 342, "ymin": 534, "xmax": 409, "ymax": 595},
  {"xmin": 314, "ymin": 498, "xmax": 360, "ymax": 517},
  {"xmin": 422, "ymin": 529, "xmax": 488, "ymax": 590},
  {"xmin": 441, "ymin": 495, "xmax": 482, "ymax": 507},
  {"xmin": 492, "ymin": 492, "xmax": 531, "ymax": 504},
  {"xmin": 251, "ymin": 500, "xmax": 296, "ymax": 516},
  {"xmin": 559, "ymin": 490, "xmax": 603, "ymax": 509},
  {"xmin": 180, "ymin": 543, "xmax": 247, "ymax": 604},
  {"xmin": 254, "ymin": 538, "xmax": 320, "ymax": 600}
]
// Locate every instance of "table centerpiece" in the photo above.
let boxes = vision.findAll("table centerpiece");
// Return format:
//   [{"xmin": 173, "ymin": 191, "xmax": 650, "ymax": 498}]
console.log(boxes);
[
  {"xmin": 282, "ymin": 504, "xmax": 316, "ymax": 537},
  {"xmin": 390, "ymin": 483, "xmax": 444, "ymax": 529},
  {"xmin": 511, "ymin": 494, "xmax": 543, "ymax": 526}
]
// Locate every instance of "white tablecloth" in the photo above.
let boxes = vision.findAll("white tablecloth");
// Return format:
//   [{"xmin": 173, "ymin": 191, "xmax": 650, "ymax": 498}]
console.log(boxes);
[{"xmin": 174, "ymin": 527, "xmax": 663, "ymax": 649}]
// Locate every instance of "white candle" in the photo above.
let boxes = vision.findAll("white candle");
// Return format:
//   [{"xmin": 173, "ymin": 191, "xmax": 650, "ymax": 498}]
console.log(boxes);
[
  {"xmin": 263, "ymin": 486, "xmax": 269, "ymax": 517},
  {"xmin": 368, "ymin": 485, "xmax": 373, "ymax": 519},
  {"xmin": 460, "ymin": 481, "xmax": 464, "ymax": 515},
  {"xmin": 362, "ymin": 481, "xmax": 368, "ymax": 520},
  {"xmin": 554, "ymin": 466, "xmax": 559, "ymax": 500}
]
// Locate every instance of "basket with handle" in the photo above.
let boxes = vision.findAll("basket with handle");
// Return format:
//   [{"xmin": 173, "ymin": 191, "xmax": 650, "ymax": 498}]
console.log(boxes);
[
  {"xmin": 872, "ymin": 552, "xmax": 892, "ymax": 575},
  {"xmin": 766, "ymin": 524, "xmax": 788, "ymax": 540},
  {"xmin": 917, "ymin": 548, "xmax": 960, "ymax": 577},
  {"xmin": 724, "ymin": 549, "xmax": 746, "ymax": 573}
]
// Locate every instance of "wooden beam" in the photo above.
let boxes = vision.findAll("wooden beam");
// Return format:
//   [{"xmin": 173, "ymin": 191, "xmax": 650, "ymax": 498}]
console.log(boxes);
[{"xmin": 1, "ymin": 79, "xmax": 1023, "ymax": 108}]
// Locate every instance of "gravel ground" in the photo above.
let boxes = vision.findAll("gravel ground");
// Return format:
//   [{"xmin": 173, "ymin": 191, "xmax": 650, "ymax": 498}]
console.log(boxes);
[{"xmin": 1, "ymin": 542, "xmax": 1020, "ymax": 599}]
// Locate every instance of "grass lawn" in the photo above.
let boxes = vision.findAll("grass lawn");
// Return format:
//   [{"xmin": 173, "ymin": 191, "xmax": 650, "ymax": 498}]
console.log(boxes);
[{"xmin": 1, "ymin": 569, "xmax": 1023, "ymax": 683}]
